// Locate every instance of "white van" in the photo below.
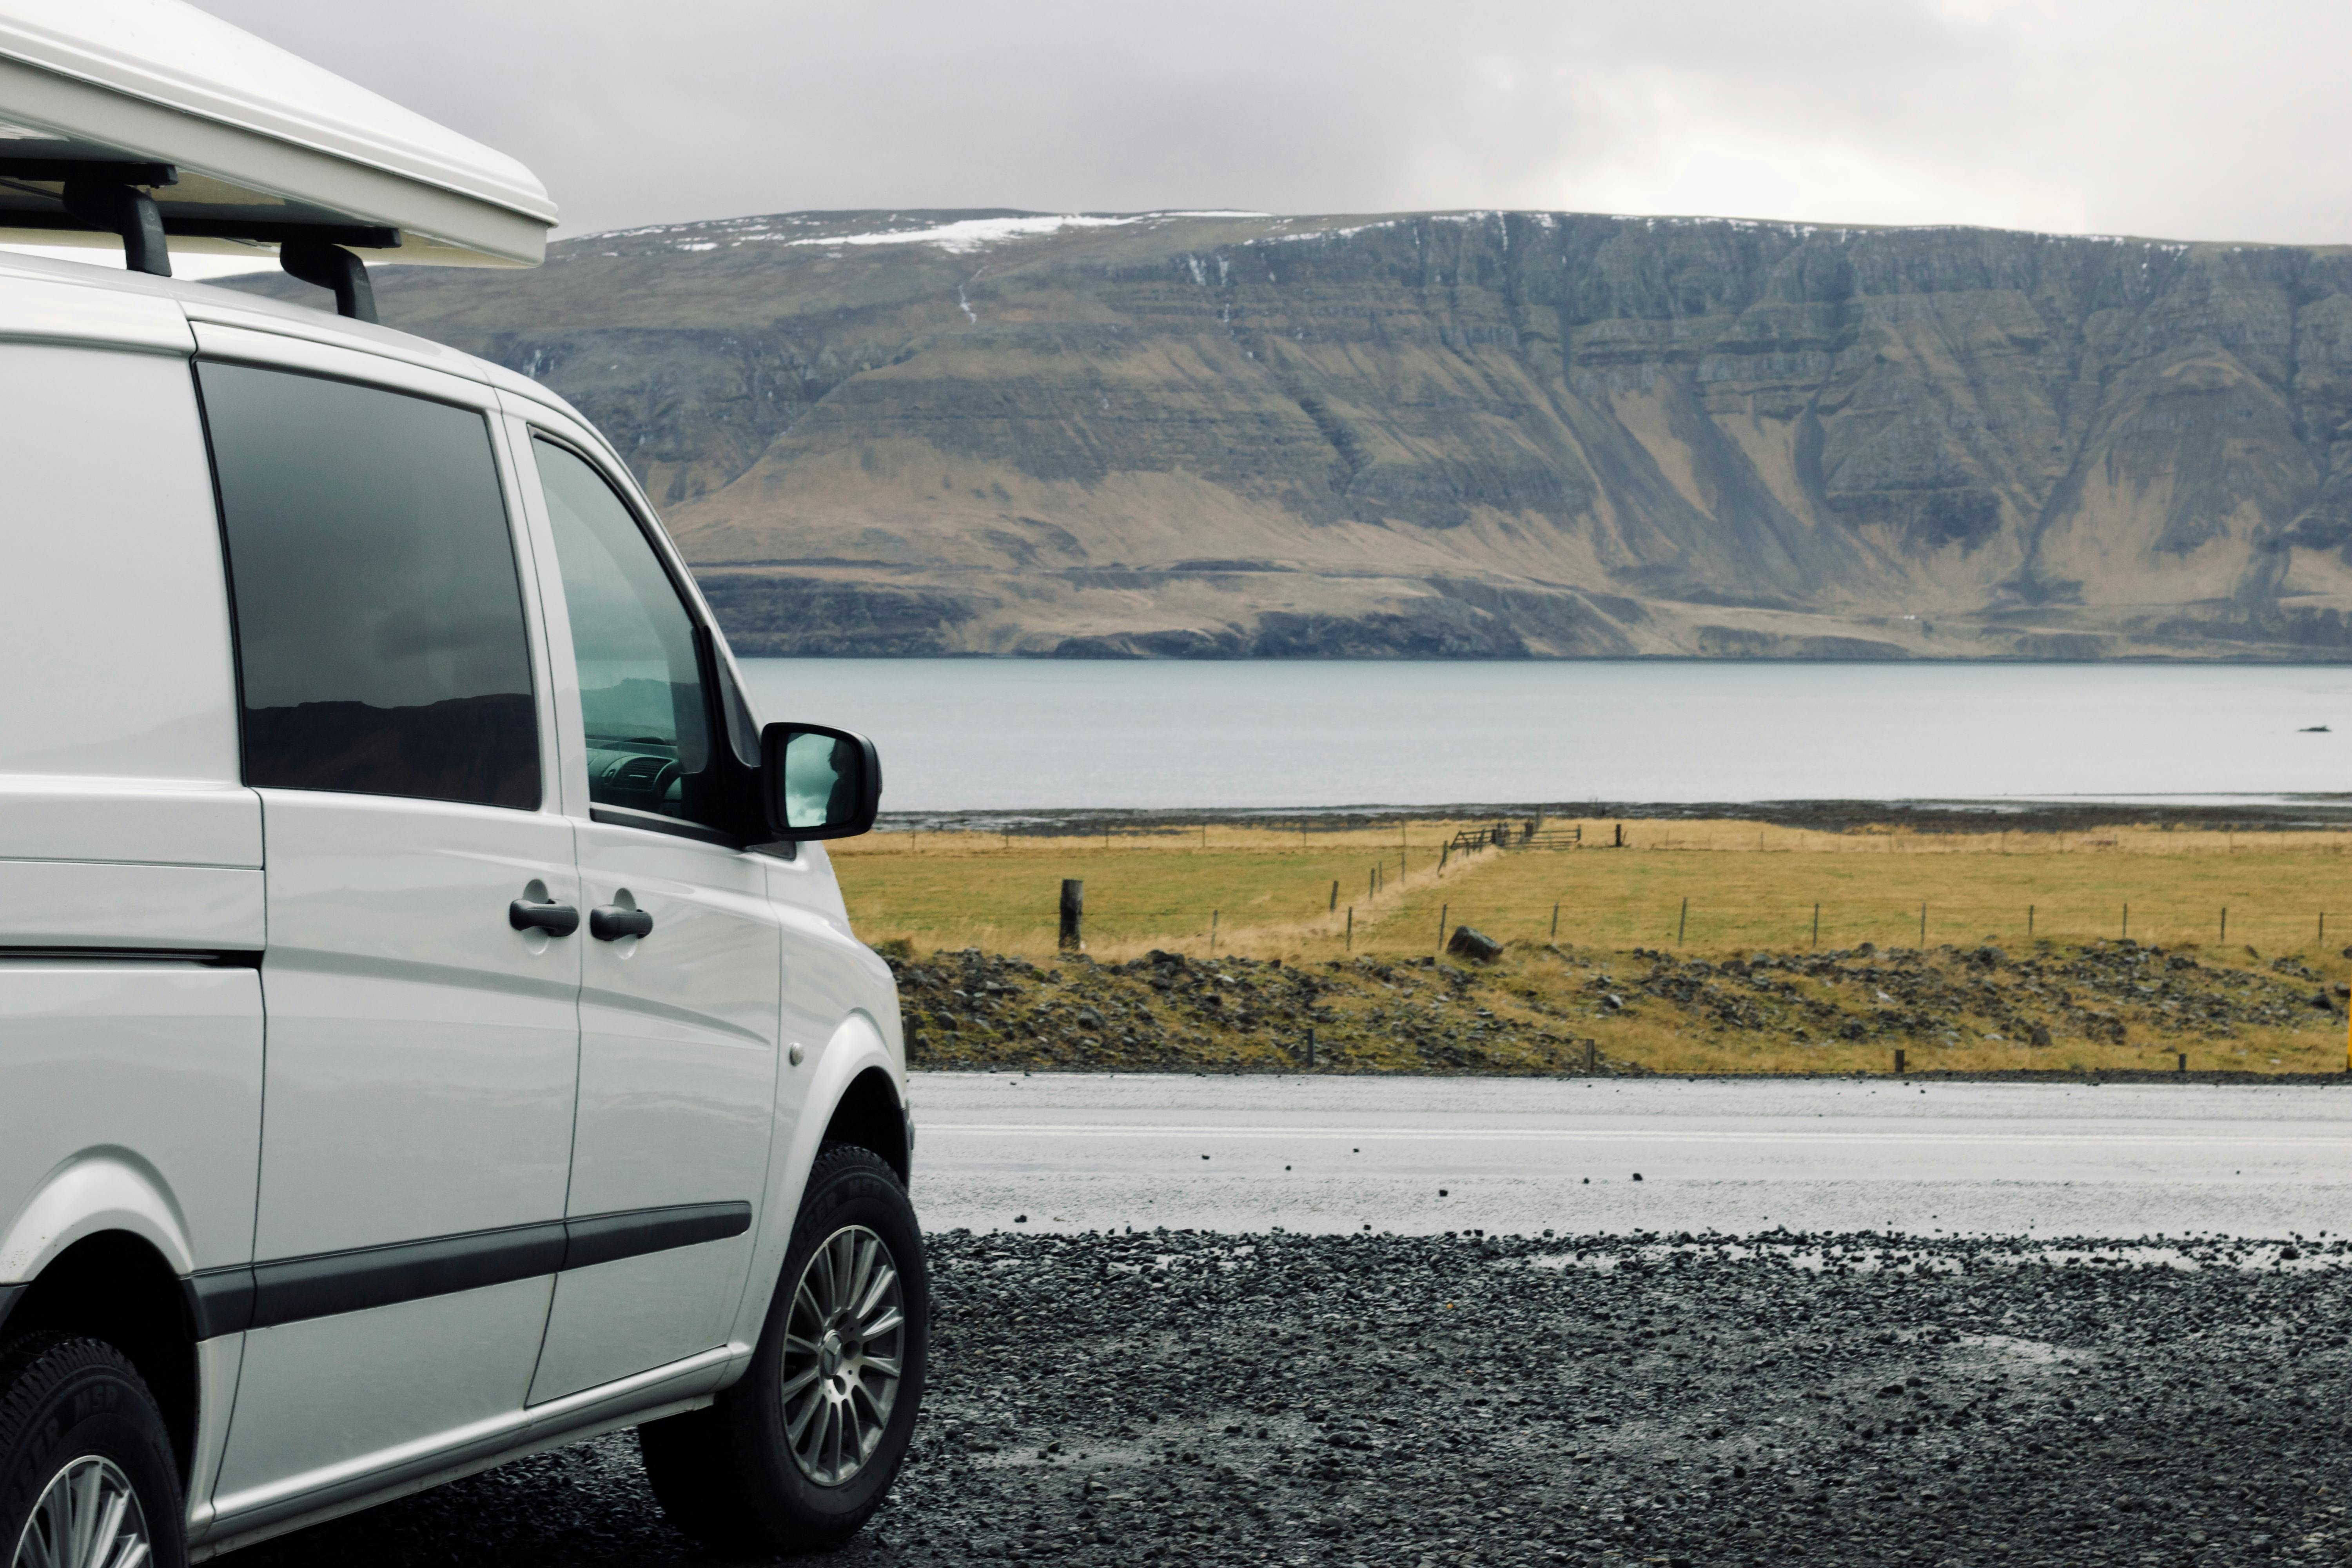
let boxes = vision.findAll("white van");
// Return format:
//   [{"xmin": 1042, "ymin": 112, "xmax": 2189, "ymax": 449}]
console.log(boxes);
[{"xmin": 0, "ymin": 5, "xmax": 922, "ymax": 1564}]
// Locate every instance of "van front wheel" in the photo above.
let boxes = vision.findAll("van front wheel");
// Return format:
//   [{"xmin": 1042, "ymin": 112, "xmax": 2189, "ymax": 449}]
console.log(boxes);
[{"xmin": 640, "ymin": 1144, "xmax": 928, "ymax": 1553}]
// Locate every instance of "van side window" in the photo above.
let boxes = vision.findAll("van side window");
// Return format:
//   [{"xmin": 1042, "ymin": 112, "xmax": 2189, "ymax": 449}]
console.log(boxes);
[
  {"xmin": 198, "ymin": 362, "xmax": 541, "ymax": 809},
  {"xmin": 533, "ymin": 437, "xmax": 727, "ymax": 829}
]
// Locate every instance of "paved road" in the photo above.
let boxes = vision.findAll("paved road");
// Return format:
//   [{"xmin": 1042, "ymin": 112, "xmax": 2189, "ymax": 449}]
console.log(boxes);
[{"xmin": 910, "ymin": 1071, "xmax": 2352, "ymax": 1239}]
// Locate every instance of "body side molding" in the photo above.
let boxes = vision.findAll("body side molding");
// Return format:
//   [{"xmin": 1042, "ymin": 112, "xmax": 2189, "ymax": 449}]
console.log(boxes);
[
  {"xmin": 0, "ymin": 946, "xmax": 261, "ymax": 967},
  {"xmin": 561, "ymin": 1202, "xmax": 751, "ymax": 1272},
  {"xmin": 185, "ymin": 1201, "xmax": 752, "ymax": 1337}
]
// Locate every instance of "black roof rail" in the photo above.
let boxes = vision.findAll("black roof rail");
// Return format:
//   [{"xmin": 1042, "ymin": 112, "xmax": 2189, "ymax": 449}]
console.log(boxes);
[{"xmin": 0, "ymin": 154, "xmax": 399, "ymax": 313}]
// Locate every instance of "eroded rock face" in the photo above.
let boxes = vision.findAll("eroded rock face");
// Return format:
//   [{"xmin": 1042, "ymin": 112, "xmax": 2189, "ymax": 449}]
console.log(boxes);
[{"xmin": 237, "ymin": 210, "xmax": 2352, "ymax": 657}]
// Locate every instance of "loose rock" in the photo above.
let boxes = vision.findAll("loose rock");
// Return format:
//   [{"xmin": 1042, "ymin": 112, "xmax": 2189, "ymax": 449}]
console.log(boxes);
[{"xmin": 237, "ymin": 1229, "xmax": 2352, "ymax": 1566}]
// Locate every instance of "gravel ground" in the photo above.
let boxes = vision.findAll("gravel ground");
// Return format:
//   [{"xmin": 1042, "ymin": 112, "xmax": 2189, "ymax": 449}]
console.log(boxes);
[{"xmin": 242, "ymin": 1229, "xmax": 2352, "ymax": 1566}]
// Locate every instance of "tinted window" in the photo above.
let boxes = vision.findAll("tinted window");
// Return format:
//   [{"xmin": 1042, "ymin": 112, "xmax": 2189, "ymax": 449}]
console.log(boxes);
[
  {"xmin": 200, "ymin": 362, "xmax": 539, "ymax": 809},
  {"xmin": 535, "ymin": 438, "xmax": 728, "ymax": 828}
]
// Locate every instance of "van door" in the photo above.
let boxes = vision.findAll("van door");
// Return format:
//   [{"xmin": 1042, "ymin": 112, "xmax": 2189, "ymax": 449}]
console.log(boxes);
[
  {"xmin": 514, "ymin": 426, "xmax": 782, "ymax": 1402},
  {"xmin": 194, "ymin": 351, "xmax": 581, "ymax": 1513}
]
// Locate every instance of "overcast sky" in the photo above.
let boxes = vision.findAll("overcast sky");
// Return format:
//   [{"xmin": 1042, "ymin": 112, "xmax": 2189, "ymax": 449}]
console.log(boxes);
[{"xmin": 189, "ymin": 0, "xmax": 2352, "ymax": 247}]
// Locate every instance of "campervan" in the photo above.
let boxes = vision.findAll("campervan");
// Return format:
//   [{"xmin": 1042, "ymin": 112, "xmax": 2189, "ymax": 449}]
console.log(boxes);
[{"xmin": 0, "ymin": 3, "xmax": 922, "ymax": 1562}]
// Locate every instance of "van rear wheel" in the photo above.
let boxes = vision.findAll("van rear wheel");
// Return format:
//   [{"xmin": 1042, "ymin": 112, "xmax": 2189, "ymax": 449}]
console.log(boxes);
[
  {"xmin": 0, "ymin": 1334, "xmax": 186, "ymax": 1568},
  {"xmin": 640, "ymin": 1144, "xmax": 928, "ymax": 1553}
]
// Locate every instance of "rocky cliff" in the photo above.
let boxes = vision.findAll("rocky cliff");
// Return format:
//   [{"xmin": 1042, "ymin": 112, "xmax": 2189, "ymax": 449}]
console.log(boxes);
[{"xmin": 232, "ymin": 209, "xmax": 2352, "ymax": 658}]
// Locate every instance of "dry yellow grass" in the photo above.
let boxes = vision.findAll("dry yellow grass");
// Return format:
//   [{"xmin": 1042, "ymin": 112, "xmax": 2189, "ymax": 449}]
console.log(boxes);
[
  {"xmin": 833, "ymin": 817, "xmax": 2352, "ymax": 962},
  {"xmin": 828, "ymin": 819, "xmax": 1487, "ymax": 961}
]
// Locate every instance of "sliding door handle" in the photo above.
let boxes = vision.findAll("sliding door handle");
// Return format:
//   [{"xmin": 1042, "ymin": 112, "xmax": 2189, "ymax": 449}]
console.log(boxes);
[
  {"xmin": 509, "ymin": 898, "xmax": 579, "ymax": 936},
  {"xmin": 590, "ymin": 905, "xmax": 654, "ymax": 941}
]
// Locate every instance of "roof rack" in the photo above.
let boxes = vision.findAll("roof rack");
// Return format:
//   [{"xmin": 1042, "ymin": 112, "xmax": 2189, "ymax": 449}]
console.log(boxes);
[{"xmin": 0, "ymin": 0, "xmax": 555, "ymax": 316}]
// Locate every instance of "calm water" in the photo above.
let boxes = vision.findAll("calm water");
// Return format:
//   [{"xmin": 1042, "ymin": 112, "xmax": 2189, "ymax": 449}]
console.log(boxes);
[{"xmin": 736, "ymin": 659, "xmax": 2352, "ymax": 813}]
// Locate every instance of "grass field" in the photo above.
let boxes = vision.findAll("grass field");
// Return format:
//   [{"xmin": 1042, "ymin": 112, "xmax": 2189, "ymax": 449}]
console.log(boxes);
[
  {"xmin": 834, "ymin": 817, "xmax": 2352, "ymax": 1076},
  {"xmin": 833, "ymin": 817, "xmax": 2352, "ymax": 961}
]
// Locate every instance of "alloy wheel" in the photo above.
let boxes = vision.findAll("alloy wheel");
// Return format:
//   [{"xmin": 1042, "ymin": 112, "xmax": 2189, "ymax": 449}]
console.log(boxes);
[
  {"xmin": 11, "ymin": 1456, "xmax": 151, "ymax": 1568},
  {"xmin": 779, "ymin": 1223, "xmax": 907, "ymax": 1486}
]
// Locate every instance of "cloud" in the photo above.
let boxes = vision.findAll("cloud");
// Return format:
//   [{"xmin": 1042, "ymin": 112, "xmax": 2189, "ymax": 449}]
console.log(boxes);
[{"xmin": 189, "ymin": 0, "xmax": 2352, "ymax": 245}]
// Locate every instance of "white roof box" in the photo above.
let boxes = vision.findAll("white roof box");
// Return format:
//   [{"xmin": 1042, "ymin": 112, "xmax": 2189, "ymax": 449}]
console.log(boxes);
[{"xmin": 0, "ymin": 0, "xmax": 555, "ymax": 270}]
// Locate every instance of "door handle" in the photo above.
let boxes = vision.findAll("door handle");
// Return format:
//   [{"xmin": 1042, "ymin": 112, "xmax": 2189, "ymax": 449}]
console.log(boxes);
[
  {"xmin": 590, "ymin": 905, "xmax": 654, "ymax": 941},
  {"xmin": 509, "ymin": 898, "xmax": 580, "ymax": 936}
]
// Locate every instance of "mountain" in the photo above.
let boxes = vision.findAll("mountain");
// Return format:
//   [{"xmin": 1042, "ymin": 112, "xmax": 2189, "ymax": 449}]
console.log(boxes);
[{"xmin": 229, "ymin": 209, "xmax": 2352, "ymax": 659}]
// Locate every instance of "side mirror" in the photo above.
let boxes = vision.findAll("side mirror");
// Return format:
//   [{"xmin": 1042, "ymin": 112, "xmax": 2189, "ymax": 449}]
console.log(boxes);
[{"xmin": 759, "ymin": 722, "xmax": 882, "ymax": 840}]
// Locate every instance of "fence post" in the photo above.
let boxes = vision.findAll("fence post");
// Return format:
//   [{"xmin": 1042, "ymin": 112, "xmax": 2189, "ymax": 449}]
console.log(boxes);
[
  {"xmin": 1919, "ymin": 903, "xmax": 1926, "ymax": 945},
  {"xmin": 1551, "ymin": 902, "xmax": 1560, "ymax": 939},
  {"xmin": 1614, "ymin": 822, "xmax": 1624, "ymax": 848},
  {"xmin": 2221, "ymin": 906, "xmax": 2227, "ymax": 941},
  {"xmin": 1438, "ymin": 904, "xmax": 1448, "ymax": 950},
  {"xmin": 1894, "ymin": 1047, "xmax": 1906, "ymax": 1075},
  {"xmin": 1306, "ymin": 1028, "xmax": 1316, "ymax": 1069},
  {"xmin": 1210, "ymin": 909, "xmax": 1218, "ymax": 955},
  {"xmin": 1678, "ymin": 897, "xmax": 1688, "ymax": 945},
  {"xmin": 1812, "ymin": 902, "xmax": 1820, "ymax": 949},
  {"xmin": 1330, "ymin": 880, "xmax": 1339, "ymax": 913},
  {"xmin": 1346, "ymin": 907, "xmax": 1352, "ymax": 950},
  {"xmin": 1058, "ymin": 879, "xmax": 1083, "ymax": 952},
  {"xmin": 2122, "ymin": 902, "xmax": 2128, "ymax": 940},
  {"xmin": 2029, "ymin": 904, "xmax": 2034, "ymax": 937},
  {"xmin": 2177, "ymin": 1052, "xmax": 2187, "ymax": 1074},
  {"xmin": 1584, "ymin": 1039, "xmax": 1597, "ymax": 1074}
]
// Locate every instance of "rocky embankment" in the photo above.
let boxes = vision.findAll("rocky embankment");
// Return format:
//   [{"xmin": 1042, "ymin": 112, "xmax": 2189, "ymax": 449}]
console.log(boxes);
[
  {"xmin": 888, "ymin": 939, "xmax": 2345, "ymax": 1074},
  {"xmin": 1612, "ymin": 941, "xmax": 2345, "ymax": 1049},
  {"xmin": 240, "ymin": 1230, "xmax": 2352, "ymax": 1566},
  {"xmin": 892, "ymin": 944, "xmax": 1592, "ymax": 1073}
]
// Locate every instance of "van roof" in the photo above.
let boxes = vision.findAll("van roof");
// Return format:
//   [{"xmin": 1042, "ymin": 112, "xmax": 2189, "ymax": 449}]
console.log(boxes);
[{"xmin": 0, "ymin": 0, "xmax": 555, "ymax": 268}]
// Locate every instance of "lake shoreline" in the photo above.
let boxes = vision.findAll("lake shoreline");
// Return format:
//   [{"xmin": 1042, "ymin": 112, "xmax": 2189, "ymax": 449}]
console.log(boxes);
[{"xmin": 877, "ymin": 796, "xmax": 2352, "ymax": 836}]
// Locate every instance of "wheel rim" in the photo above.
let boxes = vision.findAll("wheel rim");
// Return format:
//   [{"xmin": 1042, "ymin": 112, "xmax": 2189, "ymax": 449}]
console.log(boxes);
[
  {"xmin": 779, "ymin": 1223, "xmax": 907, "ymax": 1487},
  {"xmin": 11, "ymin": 1456, "xmax": 151, "ymax": 1568}
]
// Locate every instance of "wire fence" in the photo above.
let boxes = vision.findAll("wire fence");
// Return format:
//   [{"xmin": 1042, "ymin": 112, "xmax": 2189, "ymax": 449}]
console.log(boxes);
[{"xmin": 1334, "ymin": 898, "xmax": 2350, "ymax": 956}]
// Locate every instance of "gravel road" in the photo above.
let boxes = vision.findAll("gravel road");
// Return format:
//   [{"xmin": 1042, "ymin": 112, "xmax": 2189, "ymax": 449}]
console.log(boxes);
[{"xmin": 241, "ymin": 1228, "xmax": 2352, "ymax": 1566}]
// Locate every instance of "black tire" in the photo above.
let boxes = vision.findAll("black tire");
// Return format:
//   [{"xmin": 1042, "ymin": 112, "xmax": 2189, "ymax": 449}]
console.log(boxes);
[
  {"xmin": 0, "ymin": 1334, "xmax": 186, "ymax": 1568},
  {"xmin": 641, "ymin": 1144, "xmax": 928, "ymax": 1554}
]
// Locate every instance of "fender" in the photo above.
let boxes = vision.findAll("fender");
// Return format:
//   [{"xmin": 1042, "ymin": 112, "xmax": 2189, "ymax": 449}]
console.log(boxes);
[
  {"xmin": 0, "ymin": 1148, "xmax": 197, "ymax": 1285},
  {"xmin": 719, "ymin": 1011, "xmax": 903, "ymax": 1358}
]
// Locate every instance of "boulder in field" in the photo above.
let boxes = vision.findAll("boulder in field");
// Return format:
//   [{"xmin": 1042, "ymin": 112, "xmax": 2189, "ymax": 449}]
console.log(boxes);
[{"xmin": 1448, "ymin": 926, "xmax": 1503, "ymax": 963}]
